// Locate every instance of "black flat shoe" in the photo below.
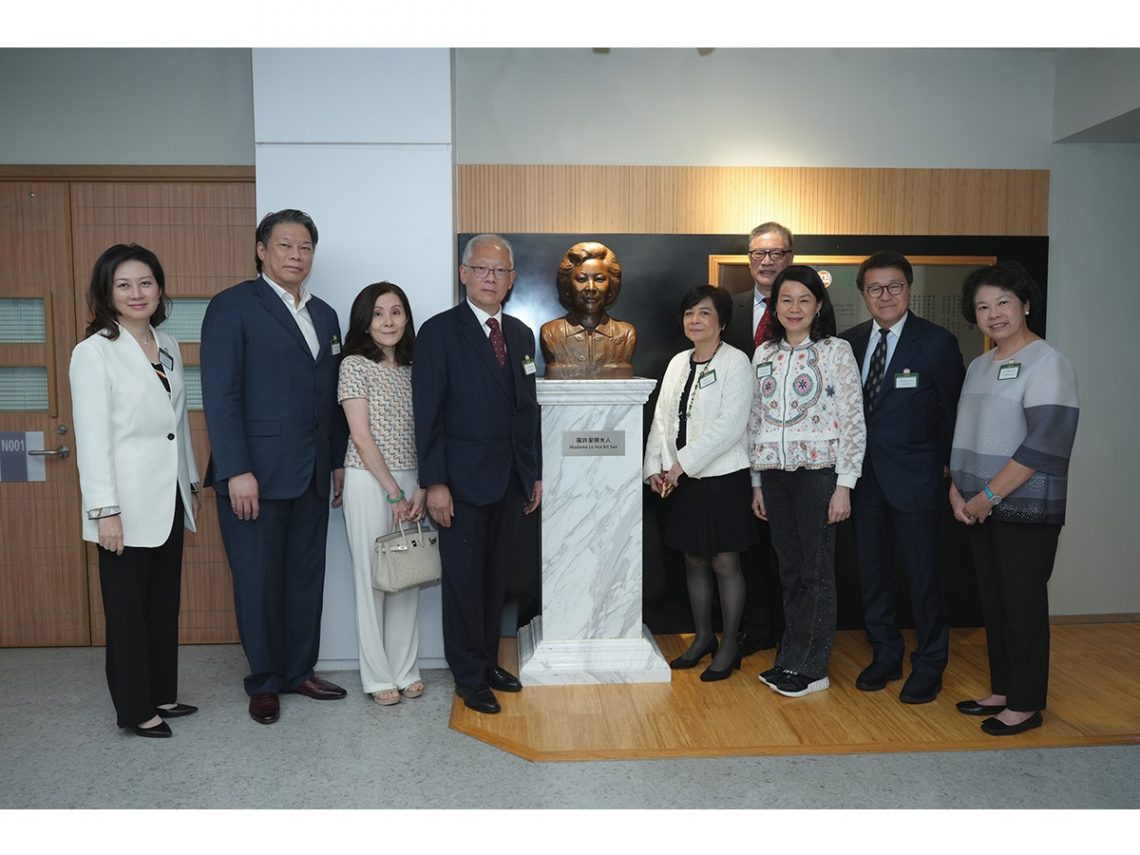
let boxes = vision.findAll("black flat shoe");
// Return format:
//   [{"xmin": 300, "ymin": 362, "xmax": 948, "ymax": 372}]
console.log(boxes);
[
  {"xmin": 956, "ymin": 699, "xmax": 1006, "ymax": 716},
  {"xmin": 981, "ymin": 711, "xmax": 1043, "ymax": 736},
  {"xmin": 133, "ymin": 720, "xmax": 172, "ymax": 738},
  {"xmin": 670, "ymin": 638, "xmax": 718, "ymax": 670},
  {"xmin": 700, "ymin": 652, "xmax": 743, "ymax": 682},
  {"xmin": 156, "ymin": 703, "xmax": 198, "ymax": 718}
]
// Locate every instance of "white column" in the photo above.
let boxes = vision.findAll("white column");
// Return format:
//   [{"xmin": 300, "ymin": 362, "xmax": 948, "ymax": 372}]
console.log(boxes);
[
  {"xmin": 517, "ymin": 378, "xmax": 672, "ymax": 685},
  {"xmin": 251, "ymin": 48, "xmax": 454, "ymax": 670}
]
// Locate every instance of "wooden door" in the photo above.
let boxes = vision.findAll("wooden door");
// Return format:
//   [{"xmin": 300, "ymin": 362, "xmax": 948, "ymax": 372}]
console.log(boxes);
[
  {"xmin": 0, "ymin": 182, "xmax": 90, "ymax": 646},
  {"xmin": 69, "ymin": 180, "xmax": 256, "ymax": 644}
]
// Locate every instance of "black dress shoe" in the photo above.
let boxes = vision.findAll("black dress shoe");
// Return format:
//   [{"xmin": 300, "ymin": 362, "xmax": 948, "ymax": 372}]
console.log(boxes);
[
  {"xmin": 249, "ymin": 692, "xmax": 280, "ymax": 725},
  {"xmin": 484, "ymin": 666, "xmax": 522, "ymax": 693},
  {"xmin": 981, "ymin": 711, "xmax": 1043, "ymax": 736},
  {"xmin": 855, "ymin": 660, "xmax": 903, "ymax": 692},
  {"xmin": 900, "ymin": 671, "xmax": 942, "ymax": 704},
  {"xmin": 670, "ymin": 638, "xmax": 718, "ymax": 669},
  {"xmin": 455, "ymin": 684, "xmax": 501, "ymax": 714},
  {"xmin": 737, "ymin": 630, "xmax": 779, "ymax": 657},
  {"xmin": 287, "ymin": 676, "xmax": 347, "ymax": 700},
  {"xmin": 156, "ymin": 703, "xmax": 198, "ymax": 718},
  {"xmin": 700, "ymin": 652, "xmax": 744, "ymax": 682},
  {"xmin": 133, "ymin": 720, "xmax": 172, "ymax": 738},
  {"xmin": 956, "ymin": 699, "xmax": 1006, "ymax": 716}
]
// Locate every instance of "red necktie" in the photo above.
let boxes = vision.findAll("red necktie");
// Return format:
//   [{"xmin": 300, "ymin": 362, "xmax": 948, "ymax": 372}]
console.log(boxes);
[
  {"xmin": 754, "ymin": 307, "xmax": 771, "ymax": 348},
  {"xmin": 486, "ymin": 317, "xmax": 507, "ymax": 367}
]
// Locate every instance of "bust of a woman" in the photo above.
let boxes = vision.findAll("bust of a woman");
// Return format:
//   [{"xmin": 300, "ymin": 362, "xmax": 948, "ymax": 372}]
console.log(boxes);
[{"xmin": 540, "ymin": 241, "xmax": 637, "ymax": 379}]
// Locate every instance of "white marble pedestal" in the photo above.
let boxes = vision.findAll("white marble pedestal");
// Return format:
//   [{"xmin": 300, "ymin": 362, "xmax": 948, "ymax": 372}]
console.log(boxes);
[{"xmin": 517, "ymin": 378, "xmax": 672, "ymax": 685}]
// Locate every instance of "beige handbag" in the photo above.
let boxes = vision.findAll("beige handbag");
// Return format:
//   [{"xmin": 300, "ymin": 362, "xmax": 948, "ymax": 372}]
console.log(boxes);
[{"xmin": 371, "ymin": 521, "xmax": 442, "ymax": 593}]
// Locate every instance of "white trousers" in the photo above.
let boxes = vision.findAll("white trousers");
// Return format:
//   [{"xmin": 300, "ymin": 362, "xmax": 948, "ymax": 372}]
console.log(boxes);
[{"xmin": 342, "ymin": 466, "xmax": 422, "ymax": 693}]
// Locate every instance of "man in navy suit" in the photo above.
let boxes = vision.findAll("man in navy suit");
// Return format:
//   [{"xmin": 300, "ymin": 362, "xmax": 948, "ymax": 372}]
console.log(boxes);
[
  {"xmin": 722, "ymin": 221, "xmax": 794, "ymax": 657},
  {"xmin": 841, "ymin": 250, "xmax": 964, "ymax": 704},
  {"xmin": 413, "ymin": 234, "xmax": 542, "ymax": 715},
  {"xmin": 201, "ymin": 209, "xmax": 349, "ymax": 725}
]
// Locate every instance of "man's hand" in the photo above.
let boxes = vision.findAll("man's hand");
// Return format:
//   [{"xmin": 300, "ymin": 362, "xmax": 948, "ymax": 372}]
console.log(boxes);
[
  {"xmin": 228, "ymin": 472, "xmax": 260, "ymax": 521},
  {"xmin": 331, "ymin": 468, "xmax": 345, "ymax": 509},
  {"xmin": 524, "ymin": 480, "xmax": 543, "ymax": 514},
  {"xmin": 427, "ymin": 484, "xmax": 454, "ymax": 528}
]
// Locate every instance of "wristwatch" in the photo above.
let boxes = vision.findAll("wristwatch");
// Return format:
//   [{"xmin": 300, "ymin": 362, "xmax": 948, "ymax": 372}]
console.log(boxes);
[{"xmin": 982, "ymin": 484, "xmax": 1003, "ymax": 506}]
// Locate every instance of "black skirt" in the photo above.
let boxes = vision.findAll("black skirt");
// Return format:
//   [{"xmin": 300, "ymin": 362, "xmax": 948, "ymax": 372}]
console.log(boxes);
[{"xmin": 662, "ymin": 467, "xmax": 759, "ymax": 555}]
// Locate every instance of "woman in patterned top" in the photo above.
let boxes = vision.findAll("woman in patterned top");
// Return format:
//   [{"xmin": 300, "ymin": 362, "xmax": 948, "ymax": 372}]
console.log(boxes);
[
  {"xmin": 949, "ymin": 261, "xmax": 1079, "ymax": 736},
  {"xmin": 339, "ymin": 282, "xmax": 428, "ymax": 706},
  {"xmin": 748, "ymin": 265, "xmax": 866, "ymax": 698}
]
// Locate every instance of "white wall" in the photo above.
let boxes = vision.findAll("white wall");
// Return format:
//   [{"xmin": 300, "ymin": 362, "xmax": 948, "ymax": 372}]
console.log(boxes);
[
  {"xmin": 0, "ymin": 49, "xmax": 254, "ymax": 165},
  {"xmin": 454, "ymin": 47, "xmax": 1140, "ymax": 616},
  {"xmin": 1054, "ymin": 49, "xmax": 1140, "ymax": 141}
]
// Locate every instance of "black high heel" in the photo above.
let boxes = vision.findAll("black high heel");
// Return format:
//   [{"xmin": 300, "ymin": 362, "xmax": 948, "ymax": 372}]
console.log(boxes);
[
  {"xmin": 700, "ymin": 651, "xmax": 744, "ymax": 682},
  {"xmin": 670, "ymin": 638, "xmax": 718, "ymax": 669}
]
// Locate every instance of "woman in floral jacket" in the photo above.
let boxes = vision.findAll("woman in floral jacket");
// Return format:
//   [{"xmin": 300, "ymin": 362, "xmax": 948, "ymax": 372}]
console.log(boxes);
[{"xmin": 748, "ymin": 265, "xmax": 866, "ymax": 698}]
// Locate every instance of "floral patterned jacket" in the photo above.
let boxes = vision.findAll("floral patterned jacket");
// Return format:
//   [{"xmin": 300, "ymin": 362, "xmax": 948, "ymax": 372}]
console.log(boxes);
[{"xmin": 748, "ymin": 336, "xmax": 866, "ymax": 489}]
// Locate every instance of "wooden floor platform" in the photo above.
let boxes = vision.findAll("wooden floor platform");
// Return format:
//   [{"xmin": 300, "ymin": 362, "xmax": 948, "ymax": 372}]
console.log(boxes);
[{"xmin": 450, "ymin": 623, "xmax": 1140, "ymax": 761}]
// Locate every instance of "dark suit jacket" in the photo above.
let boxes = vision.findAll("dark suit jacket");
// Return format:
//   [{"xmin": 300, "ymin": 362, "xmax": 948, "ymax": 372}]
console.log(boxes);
[
  {"xmin": 841, "ymin": 312, "xmax": 964, "ymax": 513},
  {"xmin": 724, "ymin": 288, "xmax": 760, "ymax": 359},
  {"xmin": 200, "ymin": 276, "xmax": 348, "ymax": 500},
  {"xmin": 412, "ymin": 302, "xmax": 541, "ymax": 507}
]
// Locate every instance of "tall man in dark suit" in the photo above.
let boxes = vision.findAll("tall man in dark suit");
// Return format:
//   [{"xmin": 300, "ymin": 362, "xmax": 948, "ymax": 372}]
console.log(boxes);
[
  {"xmin": 841, "ymin": 250, "xmax": 964, "ymax": 704},
  {"xmin": 201, "ymin": 209, "xmax": 349, "ymax": 725},
  {"xmin": 722, "ymin": 221, "xmax": 794, "ymax": 656},
  {"xmin": 413, "ymin": 234, "xmax": 543, "ymax": 715}
]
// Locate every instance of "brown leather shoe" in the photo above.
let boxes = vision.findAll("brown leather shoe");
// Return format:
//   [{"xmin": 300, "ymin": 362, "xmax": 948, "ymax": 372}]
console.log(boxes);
[
  {"xmin": 287, "ymin": 676, "xmax": 347, "ymax": 700},
  {"xmin": 249, "ymin": 692, "xmax": 280, "ymax": 725}
]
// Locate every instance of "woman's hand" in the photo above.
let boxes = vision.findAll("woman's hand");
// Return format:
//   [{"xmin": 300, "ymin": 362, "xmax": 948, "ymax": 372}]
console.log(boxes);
[
  {"xmin": 827, "ymin": 485, "xmax": 851, "ymax": 524},
  {"xmin": 963, "ymin": 491, "xmax": 994, "ymax": 525},
  {"xmin": 648, "ymin": 473, "xmax": 666, "ymax": 496},
  {"xmin": 191, "ymin": 493, "xmax": 201, "ymax": 520},
  {"xmin": 409, "ymin": 488, "xmax": 427, "ymax": 522},
  {"xmin": 665, "ymin": 462, "xmax": 684, "ymax": 489},
  {"xmin": 949, "ymin": 482, "xmax": 974, "ymax": 525},
  {"xmin": 751, "ymin": 486, "xmax": 767, "ymax": 521},
  {"xmin": 97, "ymin": 516, "xmax": 125, "ymax": 555},
  {"xmin": 389, "ymin": 495, "xmax": 413, "ymax": 525}
]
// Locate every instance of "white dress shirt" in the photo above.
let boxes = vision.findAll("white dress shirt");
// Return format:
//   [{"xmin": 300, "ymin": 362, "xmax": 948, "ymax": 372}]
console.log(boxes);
[
  {"xmin": 860, "ymin": 312, "xmax": 910, "ymax": 383},
  {"xmin": 264, "ymin": 274, "xmax": 320, "ymax": 359}
]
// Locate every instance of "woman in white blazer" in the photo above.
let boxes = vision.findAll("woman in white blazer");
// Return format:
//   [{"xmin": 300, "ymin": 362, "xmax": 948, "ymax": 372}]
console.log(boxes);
[
  {"xmin": 70, "ymin": 244, "xmax": 200, "ymax": 738},
  {"xmin": 644, "ymin": 285, "xmax": 757, "ymax": 681}
]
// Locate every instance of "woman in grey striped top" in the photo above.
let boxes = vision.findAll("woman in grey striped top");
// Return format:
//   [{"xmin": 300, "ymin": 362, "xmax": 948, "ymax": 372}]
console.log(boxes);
[{"xmin": 948, "ymin": 261, "xmax": 1079, "ymax": 737}]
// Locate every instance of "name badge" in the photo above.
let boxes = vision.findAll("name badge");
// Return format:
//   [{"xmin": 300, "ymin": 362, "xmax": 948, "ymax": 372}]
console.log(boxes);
[
  {"xmin": 330, "ymin": 335, "xmax": 342, "ymax": 356},
  {"xmin": 522, "ymin": 355, "xmax": 536, "ymax": 376},
  {"xmin": 698, "ymin": 369, "xmax": 717, "ymax": 388},
  {"xmin": 894, "ymin": 370, "xmax": 918, "ymax": 389},
  {"xmin": 158, "ymin": 348, "xmax": 175, "ymax": 371},
  {"xmin": 755, "ymin": 362, "xmax": 773, "ymax": 379},
  {"xmin": 998, "ymin": 363, "xmax": 1021, "ymax": 381}
]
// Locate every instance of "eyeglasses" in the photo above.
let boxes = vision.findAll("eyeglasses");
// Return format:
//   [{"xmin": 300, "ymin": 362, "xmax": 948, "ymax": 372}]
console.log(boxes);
[
  {"xmin": 464, "ymin": 264, "xmax": 514, "ymax": 280},
  {"xmin": 864, "ymin": 281, "xmax": 907, "ymax": 298},
  {"xmin": 748, "ymin": 249, "xmax": 790, "ymax": 262}
]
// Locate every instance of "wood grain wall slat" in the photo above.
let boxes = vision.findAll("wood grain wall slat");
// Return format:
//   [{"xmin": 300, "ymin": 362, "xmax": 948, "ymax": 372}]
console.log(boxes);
[{"xmin": 456, "ymin": 166, "xmax": 1049, "ymax": 236}]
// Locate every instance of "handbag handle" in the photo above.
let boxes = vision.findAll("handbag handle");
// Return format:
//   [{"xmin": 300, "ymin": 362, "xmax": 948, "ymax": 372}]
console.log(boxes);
[{"xmin": 392, "ymin": 519, "xmax": 427, "ymax": 551}]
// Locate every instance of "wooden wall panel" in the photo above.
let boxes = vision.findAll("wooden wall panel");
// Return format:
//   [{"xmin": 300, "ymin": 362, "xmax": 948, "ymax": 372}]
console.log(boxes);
[
  {"xmin": 70, "ymin": 180, "xmax": 256, "ymax": 644},
  {"xmin": 456, "ymin": 166, "xmax": 1050, "ymax": 236}
]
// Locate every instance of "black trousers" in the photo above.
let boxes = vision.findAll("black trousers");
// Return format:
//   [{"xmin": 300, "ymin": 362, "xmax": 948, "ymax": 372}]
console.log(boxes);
[
  {"xmin": 438, "ymin": 476, "xmax": 526, "ymax": 687},
  {"xmin": 969, "ymin": 519, "xmax": 1061, "ymax": 712},
  {"xmin": 851, "ymin": 460, "xmax": 948, "ymax": 676},
  {"xmin": 764, "ymin": 468, "xmax": 838, "ymax": 679},
  {"xmin": 217, "ymin": 475, "xmax": 329, "ymax": 696},
  {"xmin": 98, "ymin": 493, "xmax": 185, "ymax": 728}
]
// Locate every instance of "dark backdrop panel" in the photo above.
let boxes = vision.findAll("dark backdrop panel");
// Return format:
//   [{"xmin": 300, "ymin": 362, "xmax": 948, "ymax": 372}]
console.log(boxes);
[{"xmin": 458, "ymin": 233, "xmax": 1049, "ymax": 634}]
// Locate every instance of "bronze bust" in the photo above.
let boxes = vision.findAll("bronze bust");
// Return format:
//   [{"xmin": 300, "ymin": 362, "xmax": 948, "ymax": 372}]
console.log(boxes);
[{"xmin": 540, "ymin": 242, "xmax": 637, "ymax": 379}]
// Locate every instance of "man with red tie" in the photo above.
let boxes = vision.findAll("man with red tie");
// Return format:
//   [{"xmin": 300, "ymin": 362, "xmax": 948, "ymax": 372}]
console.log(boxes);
[
  {"xmin": 413, "ymin": 234, "xmax": 543, "ymax": 715},
  {"xmin": 723, "ymin": 221, "xmax": 794, "ymax": 658}
]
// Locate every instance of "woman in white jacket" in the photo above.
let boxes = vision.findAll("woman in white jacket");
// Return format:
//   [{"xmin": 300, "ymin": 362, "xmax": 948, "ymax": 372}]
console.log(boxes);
[
  {"xmin": 644, "ymin": 285, "xmax": 757, "ymax": 681},
  {"xmin": 749, "ymin": 265, "xmax": 866, "ymax": 698},
  {"xmin": 70, "ymin": 244, "xmax": 200, "ymax": 738}
]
